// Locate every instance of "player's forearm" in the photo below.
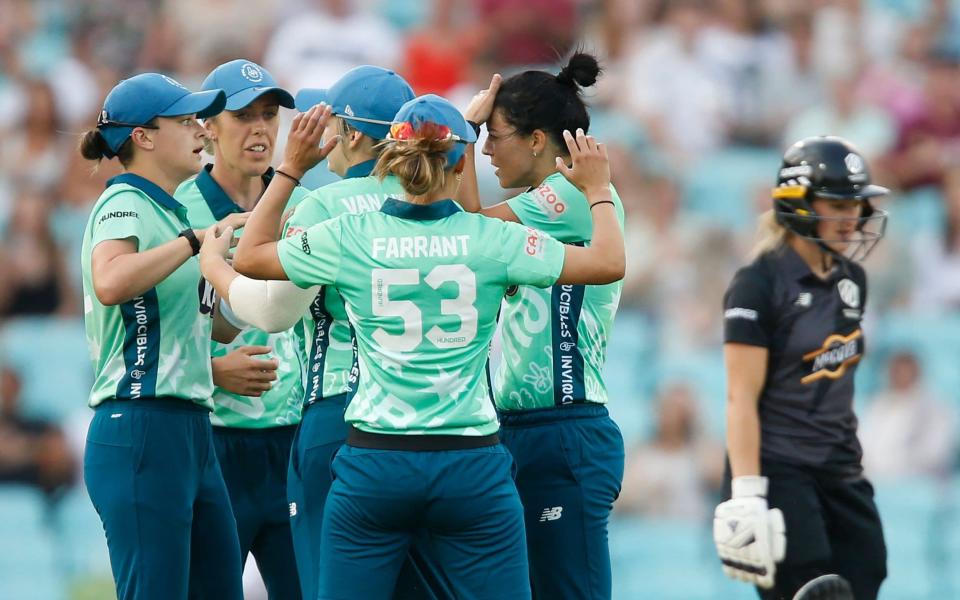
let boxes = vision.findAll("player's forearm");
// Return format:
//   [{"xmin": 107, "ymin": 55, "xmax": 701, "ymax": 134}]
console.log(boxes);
[
  {"xmin": 235, "ymin": 169, "xmax": 296, "ymax": 271},
  {"xmin": 93, "ymin": 237, "xmax": 195, "ymax": 306},
  {"xmin": 726, "ymin": 398, "xmax": 761, "ymax": 478},
  {"xmin": 581, "ymin": 187, "xmax": 625, "ymax": 283}
]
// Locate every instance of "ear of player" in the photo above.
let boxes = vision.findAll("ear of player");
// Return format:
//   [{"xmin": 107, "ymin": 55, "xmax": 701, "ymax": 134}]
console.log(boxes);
[{"xmin": 713, "ymin": 475, "xmax": 787, "ymax": 589}]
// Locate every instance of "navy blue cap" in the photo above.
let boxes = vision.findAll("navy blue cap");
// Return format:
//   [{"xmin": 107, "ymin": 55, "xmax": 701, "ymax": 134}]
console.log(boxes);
[
  {"xmin": 295, "ymin": 66, "xmax": 414, "ymax": 140},
  {"xmin": 201, "ymin": 59, "xmax": 294, "ymax": 111},
  {"xmin": 97, "ymin": 73, "xmax": 226, "ymax": 158},
  {"xmin": 391, "ymin": 94, "xmax": 477, "ymax": 167}
]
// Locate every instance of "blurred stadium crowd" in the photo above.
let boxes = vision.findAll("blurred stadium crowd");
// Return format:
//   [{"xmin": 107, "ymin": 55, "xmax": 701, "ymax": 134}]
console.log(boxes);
[{"xmin": 1, "ymin": 0, "xmax": 959, "ymax": 598}]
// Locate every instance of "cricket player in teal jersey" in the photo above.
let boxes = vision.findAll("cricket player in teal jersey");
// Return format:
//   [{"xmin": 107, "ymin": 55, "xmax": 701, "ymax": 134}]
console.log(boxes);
[
  {"xmin": 209, "ymin": 66, "xmax": 449, "ymax": 600},
  {"xmin": 78, "ymin": 73, "xmax": 248, "ymax": 599},
  {"xmin": 460, "ymin": 53, "xmax": 626, "ymax": 600},
  {"xmin": 202, "ymin": 95, "xmax": 625, "ymax": 599},
  {"xmin": 175, "ymin": 59, "xmax": 306, "ymax": 598}
]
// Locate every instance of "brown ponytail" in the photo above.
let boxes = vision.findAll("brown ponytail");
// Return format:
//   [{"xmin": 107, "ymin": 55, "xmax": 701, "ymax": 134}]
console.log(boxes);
[
  {"xmin": 374, "ymin": 123, "xmax": 456, "ymax": 197},
  {"xmin": 78, "ymin": 128, "xmax": 137, "ymax": 166}
]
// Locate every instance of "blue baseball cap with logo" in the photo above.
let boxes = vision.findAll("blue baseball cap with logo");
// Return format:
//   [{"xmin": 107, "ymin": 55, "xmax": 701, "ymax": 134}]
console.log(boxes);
[
  {"xmin": 391, "ymin": 94, "xmax": 477, "ymax": 167},
  {"xmin": 295, "ymin": 66, "xmax": 415, "ymax": 140},
  {"xmin": 201, "ymin": 59, "xmax": 294, "ymax": 111},
  {"xmin": 97, "ymin": 73, "xmax": 226, "ymax": 158}
]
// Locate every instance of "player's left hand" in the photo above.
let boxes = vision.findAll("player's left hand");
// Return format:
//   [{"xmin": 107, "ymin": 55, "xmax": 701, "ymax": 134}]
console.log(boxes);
[
  {"xmin": 464, "ymin": 73, "xmax": 502, "ymax": 125},
  {"xmin": 200, "ymin": 224, "xmax": 234, "ymax": 260},
  {"xmin": 556, "ymin": 128, "xmax": 610, "ymax": 198},
  {"xmin": 713, "ymin": 476, "xmax": 786, "ymax": 589},
  {"xmin": 279, "ymin": 103, "xmax": 337, "ymax": 180}
]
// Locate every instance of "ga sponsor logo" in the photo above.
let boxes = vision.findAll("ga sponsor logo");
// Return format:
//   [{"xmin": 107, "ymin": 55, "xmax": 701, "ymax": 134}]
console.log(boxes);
[
  {"xmin": 533, "ymin": 184, "xmax": 566, "ymax": 219},
  {"xmin": 524, "ymin": 227, "xmax": 545, "ymax": 257}
]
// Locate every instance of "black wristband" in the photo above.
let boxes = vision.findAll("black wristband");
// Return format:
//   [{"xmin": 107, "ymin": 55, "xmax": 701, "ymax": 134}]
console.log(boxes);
[
  {"xmin": 179, "ymin": 228, "xmax": 201, "ymax": 256},
  {"xmin": 466, "ymin": 120, "xmax": 482, "ymax": 138},
  {"xmin": 274, "ymin": 169, "xmax": 301, "ymax": 187},
  {"xmin": 590, "ymin": 200, "xmax": 615, "ymax": 210}
]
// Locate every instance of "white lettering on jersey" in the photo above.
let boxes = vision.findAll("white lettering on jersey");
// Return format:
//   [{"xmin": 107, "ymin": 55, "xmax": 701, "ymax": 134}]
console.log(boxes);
[
  {"xmin": 724, "ymin": 308, "xmax": 758, "ymax": 321},
  {"xmin": 371, "ymin": 235, "xmax": 470, "ymax": 259},
  {"xmin": 341, "ymin": 193, "xmax": 386, "ymax": 214}
]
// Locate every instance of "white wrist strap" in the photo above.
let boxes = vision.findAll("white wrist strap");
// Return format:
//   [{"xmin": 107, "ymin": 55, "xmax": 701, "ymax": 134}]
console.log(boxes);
[{"xmin": 732, "ymin": 475, "xmax": 768, "ymax": 498}]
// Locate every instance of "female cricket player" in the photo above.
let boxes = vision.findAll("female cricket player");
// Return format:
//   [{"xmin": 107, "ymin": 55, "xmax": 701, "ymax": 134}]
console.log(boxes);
[
  {"xmin": 174, "ymin": 58, "xmax": 306, "ymax": 598},
  {"xmin": 79, "ymin": 73, "xmax": 246, "ymax": 599},
  {"xmin": 714, "ymin": 136, "xmax": 888, "ymax": 600},
  {"xmin": 458, "ymin": 52, "xmax": 626, "ymax": 600},
  {"xmin": 202, "ymin": 96, "xmax": 625, "ymax": 599}
]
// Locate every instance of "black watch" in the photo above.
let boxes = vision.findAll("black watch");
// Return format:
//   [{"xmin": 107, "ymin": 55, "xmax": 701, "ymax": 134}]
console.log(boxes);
[{"xmin": 179, "ymin": 228, "xmax": 201, "ymax": 256}]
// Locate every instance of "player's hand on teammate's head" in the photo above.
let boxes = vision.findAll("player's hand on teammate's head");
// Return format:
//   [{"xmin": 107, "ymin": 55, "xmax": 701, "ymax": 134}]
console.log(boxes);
[
  {"xmin": 280, "ymin": 103, "xmax": 337, "ymax": 179},
  {"xmin": 555, "ymin": 128, "xmax": 610, "ymax": 196},
  {"xmin": 464, "ymin": 73, "xmax": 502, "ymax": 125}
]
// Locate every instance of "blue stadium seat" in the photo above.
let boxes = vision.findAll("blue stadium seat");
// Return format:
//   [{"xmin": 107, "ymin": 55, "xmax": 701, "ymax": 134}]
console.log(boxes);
[
  {"xmin": 681, "ymin": 147, "xmax": 783, "ymax": 232},
  {"xmin": 0, "ymin": 485, "xmax": 65, "ymax": 600},
  {"xmin": 0, "ymin": 317, "xmax": 91, "ymax": 420},
  {"xmin": 873, "ymin": 478, "xmax": 942, "ymax": 598},
  {"xmin": 604, "ymin": 310, "xmax": 656, "ymax": 445}
]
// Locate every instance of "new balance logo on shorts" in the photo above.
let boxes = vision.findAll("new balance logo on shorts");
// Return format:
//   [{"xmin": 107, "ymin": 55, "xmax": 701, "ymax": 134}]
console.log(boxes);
[
  {"xmin": 539, "ymin": 506, "xmax": 563, "ymax": 522},
  {"xmin": 289, "ymin": 502, "xmax": 297, "ymax": 517}
]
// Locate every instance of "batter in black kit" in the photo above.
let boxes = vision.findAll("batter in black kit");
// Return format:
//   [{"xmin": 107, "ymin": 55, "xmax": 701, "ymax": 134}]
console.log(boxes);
[{"xmin": 713, "ymin": 136, "xmax": 889, "ymax": 600}]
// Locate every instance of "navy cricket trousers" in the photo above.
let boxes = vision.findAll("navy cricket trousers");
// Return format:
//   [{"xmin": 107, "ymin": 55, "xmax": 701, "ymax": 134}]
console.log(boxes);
[
  {"xmin": 213, "ymin": 424, "xmax": 300, "ymax": 599},
  {"xmin": 84, "ymin": 398, "xmax": 243, "ymax": 600},
  {"xmin": 499, "ymin": 404, "xmax": 625, "ymax": 600}
]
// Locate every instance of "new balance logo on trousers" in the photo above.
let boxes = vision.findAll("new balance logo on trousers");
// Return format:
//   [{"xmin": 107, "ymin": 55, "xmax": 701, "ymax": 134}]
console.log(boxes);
[{"xmin": 539, "ymin": 506, "xmax": 563, "ymax": 522}]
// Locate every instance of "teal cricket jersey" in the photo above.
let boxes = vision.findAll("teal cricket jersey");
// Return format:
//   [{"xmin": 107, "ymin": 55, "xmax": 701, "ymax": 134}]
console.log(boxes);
[
  {"xmin": 277, "ymin": 198, "xmax": 566, "ymax": 436},
  {"xmin": 176, "ymin": 165, "xmax": 308, "ymax": 428},
  {"xmin": 494, "ymin": 172, "xmax": 625, "ymax": 411},
  {"xmin": 81, "ymin": 174, "xmax": 216, "ymax": 409},
  {"xmin": 282, "ymin": 160, "xmax": 405, "ymax": 406}
]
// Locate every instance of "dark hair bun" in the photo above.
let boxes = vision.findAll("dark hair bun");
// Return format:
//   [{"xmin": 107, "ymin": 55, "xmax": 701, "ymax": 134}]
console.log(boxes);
[
  {"xmin": 79, "ymin": 129, "xmax": 109, "ymax": 161},
  {"xmin": 556, "ymin": 52, "xmax": 601, "ymax": 89}
]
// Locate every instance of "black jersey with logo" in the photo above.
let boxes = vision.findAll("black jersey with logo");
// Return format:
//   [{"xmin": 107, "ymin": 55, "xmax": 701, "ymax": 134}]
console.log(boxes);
[{"xmin": 723, "ymin": 245, "xmax": 867, "ymax": 475}]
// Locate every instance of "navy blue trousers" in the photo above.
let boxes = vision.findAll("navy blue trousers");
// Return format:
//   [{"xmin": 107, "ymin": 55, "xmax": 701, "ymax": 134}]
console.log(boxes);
[
  {"xmin": 318, "ymin": 443, "xmax": 531, "ymax": 600},
  {"xmin": 287, "ymin": 395, "xmax": 453, "ymax": 600},
  {"xmin": 499, "ymin": 404, "xmax": 625, "ymax": 600},
  {"xmin": 84, "ymin": 399, "xmax": 243, "ymax": 600},
  {"xmin": 213, "ymin": 425, "xmax": 300, "ymax": 599}
]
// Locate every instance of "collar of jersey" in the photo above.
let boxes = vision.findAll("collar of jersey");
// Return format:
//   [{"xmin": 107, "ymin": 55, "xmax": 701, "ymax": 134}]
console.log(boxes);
[
  {"xmin": 195, "ymin": 164, "xmax": 276, "ymax": 221},
  {"xmin": 107, "ymin": 173, "xmax": 185, "ymax": 212},
  {"xmin": 778, "ymin": 244, "xmax": 841, "ymax": 283},
  {"xmin": 380, "ymin": 198, "xmax": 462, "ymax": 220},
  {"xmin": 344, "ymin": 159, "xmax": 377, "ymax": 179}
]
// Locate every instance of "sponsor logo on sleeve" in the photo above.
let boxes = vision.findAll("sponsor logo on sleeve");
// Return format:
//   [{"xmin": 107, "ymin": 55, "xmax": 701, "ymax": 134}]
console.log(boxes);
[
  {"xmin": 532, "ymin": 184, "xmax": 566, "ymax": 219},
  {"xmin": 300, "ymin": 231, "xmax": 311, "ymax": 255},
  {"xmin": 724, "ymin": 307, "xmax": 758, "ymax": 321},
  {"xmin": 97, "ymin": 211, "xmax": 138, "ymax": 226},
  {"xmin": 524, "ymin": 227, "xmax": 546, "ymax": 258},
  {"xmin": 285, "ymin": 224, "xmax": 305, "ymax": 239}
]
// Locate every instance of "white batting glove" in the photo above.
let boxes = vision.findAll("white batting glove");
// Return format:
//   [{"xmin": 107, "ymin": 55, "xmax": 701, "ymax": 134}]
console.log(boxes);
[{"xmin": 713, "ymin": 475, "xmax": 786, "ymax": 589}]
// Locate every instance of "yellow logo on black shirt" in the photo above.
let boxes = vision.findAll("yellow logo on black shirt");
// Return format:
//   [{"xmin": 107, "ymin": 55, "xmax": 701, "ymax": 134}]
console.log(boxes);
[{"xmin": 801, "ymin": 329, "xmax": 862, "ymax": 384}]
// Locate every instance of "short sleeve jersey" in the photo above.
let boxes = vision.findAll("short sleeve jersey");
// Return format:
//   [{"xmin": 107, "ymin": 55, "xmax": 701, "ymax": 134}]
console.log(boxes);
[
  {"xmin": 176, "ymin": 165, "xmax": 309, "ymax": 427},
  {"xmin": 277, "ymin": 198, "xmax": 566, "ymax": 436},
  {"xmin": 494, "ymin": 172, "xmax": 625, "ymax": 411},
  {"xmin": 282, "ymin": 160, "xmax": 405, "ymax": 405},
  {"xmin": 723, "ymin": 245, "xmax": 868, "ymax": 474},
  {"xmin": 81, "ymin": 174, "xmax": 215, "ymax": 409}
]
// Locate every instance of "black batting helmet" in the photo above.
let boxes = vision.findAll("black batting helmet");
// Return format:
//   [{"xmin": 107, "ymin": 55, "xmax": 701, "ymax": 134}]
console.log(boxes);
[{"xmin": 772, "ymin": 136, "xmax": 888, "ymax": 261}]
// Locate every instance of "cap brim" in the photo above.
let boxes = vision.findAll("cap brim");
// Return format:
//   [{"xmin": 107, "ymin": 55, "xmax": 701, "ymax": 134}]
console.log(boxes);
[
  {"xmin": 295, "ymin": 88, "xmax": 329, "ymax": 112},
  {"xmin": 159, "ymin": 89, "xmax": 226, "ymax": 119},
  {"xmin": 815, "ymin": 184, "xmax": 889, "ymax": 201},
  {"xmin": 225, "ymin": 86, "xmax": 295, "ymax": 111}
]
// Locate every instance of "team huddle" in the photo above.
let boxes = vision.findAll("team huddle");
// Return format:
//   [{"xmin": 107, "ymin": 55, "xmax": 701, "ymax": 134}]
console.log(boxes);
[{"xmin": 78, "ymin": 51, "xmax": 888, "ymax": 600}]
